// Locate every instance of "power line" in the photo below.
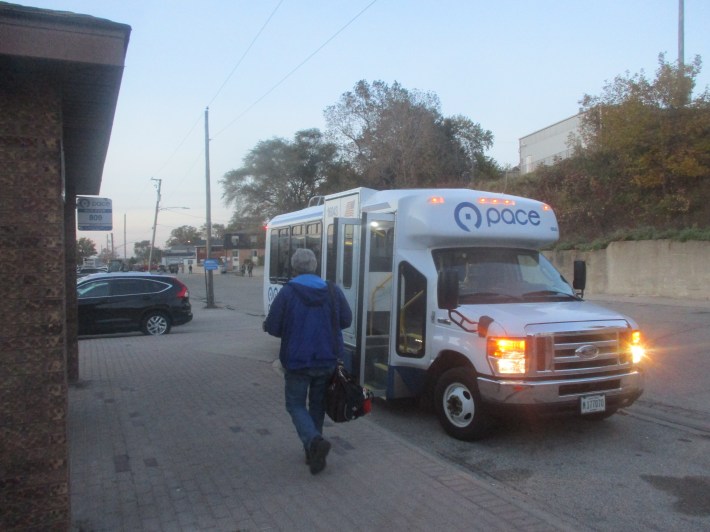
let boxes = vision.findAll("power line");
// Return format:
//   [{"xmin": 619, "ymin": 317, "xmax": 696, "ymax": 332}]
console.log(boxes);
[
  {"xmin": 151, "ymin": 111, "xmax": 203, "ymax": 179},
  {"xmin": 151, "ymin": 2, "xmax": 284, "ymax": 181},
  {"xmin": 214, "ymin": 0, "xmax": 379, "ymax": 139},
  {"xmin": 207, "ymin": 0, "xmax": 285, "ymax": 108},
  {"xmin": 160, "ymin": 1, "xmax": 379, "ymax": 211},
  {"xmin": 145, "ymin": 0, "xmax": 380, "ymax": 240}
]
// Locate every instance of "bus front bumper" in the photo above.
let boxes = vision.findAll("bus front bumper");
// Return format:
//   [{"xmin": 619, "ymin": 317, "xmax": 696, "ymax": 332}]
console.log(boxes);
[{"xmin": 477, "ymin": 370, "xmax": 644, "ymax": 413}]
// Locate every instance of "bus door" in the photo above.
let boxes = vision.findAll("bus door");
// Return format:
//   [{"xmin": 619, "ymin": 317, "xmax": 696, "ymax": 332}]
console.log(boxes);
[
  {"xmin": 358, "ymin": 213, "xmax": 395, "ymax": 396},
  {"xmin": 330, "ymin": 217, "xmax": 361, "ymax": 353}
]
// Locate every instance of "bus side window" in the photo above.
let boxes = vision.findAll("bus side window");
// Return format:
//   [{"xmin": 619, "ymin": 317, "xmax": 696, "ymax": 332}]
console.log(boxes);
[
  {"xmin": 270, "ymin": 222, "xmax": 322, "ymax": 282},
  {"xmin": 343, "ymin": 224, "xmax": 354, "ymax": 288},
  {"xmin": 396, "ymin": 261, "xmax": 427, "ymax": 358},
  {"xmin": 269, "ymin": 229, "xmax": 280, "ymax": 282},
  {"xmin": 369, "ymin": 226, "xmax": 393, "ymax": 272},
  {"xmin": 278, "ymin": 228, "xmax": 290, "ymax": 280},
  {"xmin": 306, "ymin": 222, "xmax": 322, "ymax": 277},
  {"xmin": 290, "ymin": 225, "xmax": 305, "ymax": 280}
]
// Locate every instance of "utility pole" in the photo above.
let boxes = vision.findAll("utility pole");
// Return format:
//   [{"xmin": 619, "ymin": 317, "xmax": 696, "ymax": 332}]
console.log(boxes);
[
  {"xmin": 123, "ymin": 213, "xmax": 127, "ymax": 260},
  {"xmin": 678, "ymin": 0, "xmax": 684, "ymax": 67},
  {"xmin": 204, "ymin": 107, "xmax": 215, "ymax": 307},
  {"xmin": 148, "ymin": 178, "xmax": 161, "ymax": 270}
]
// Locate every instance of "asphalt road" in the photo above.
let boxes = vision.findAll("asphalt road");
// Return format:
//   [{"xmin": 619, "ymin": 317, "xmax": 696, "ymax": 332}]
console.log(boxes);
[{"xmin": 180, "ymin": 272, "xmax": 710, "ymax": 531}]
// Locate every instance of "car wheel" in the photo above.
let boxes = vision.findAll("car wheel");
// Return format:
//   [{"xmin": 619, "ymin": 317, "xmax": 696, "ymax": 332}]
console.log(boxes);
[
  {"xmin": 141, "ymin": 311, "xmax": 172, "ymax": 335},
  {"xmin": 434, "ymin": 367, "xmax": 491, "ymax": 441}
]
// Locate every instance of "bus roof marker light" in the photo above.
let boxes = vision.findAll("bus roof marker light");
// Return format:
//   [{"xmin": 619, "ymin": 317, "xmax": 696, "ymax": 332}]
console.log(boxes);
[
  {"xmin": 478, "ymin": 197, "xmax": 515, "ymax": 206},
  {"xmin": 428, "ymin": 196, "xmax": 445, "ymax": 204}
]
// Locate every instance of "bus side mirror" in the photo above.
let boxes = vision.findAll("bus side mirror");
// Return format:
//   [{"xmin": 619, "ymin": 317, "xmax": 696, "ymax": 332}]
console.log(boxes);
[
  {"xmin": 573, "ymin": 260, "xmax": 586, "ymax": 297},
  {"xmin": 438, "ymin": 269, "xmax": 459, "ymax": 310}
]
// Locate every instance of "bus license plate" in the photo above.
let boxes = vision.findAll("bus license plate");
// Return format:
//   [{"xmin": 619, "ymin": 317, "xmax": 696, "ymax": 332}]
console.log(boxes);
[{"xmin": 580, "ymin": 394, "xmax": 606, "ymax": 414}]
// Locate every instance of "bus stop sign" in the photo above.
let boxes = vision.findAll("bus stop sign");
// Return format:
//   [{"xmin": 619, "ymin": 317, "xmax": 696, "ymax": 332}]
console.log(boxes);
[
  {"xmin": 77, "ymin": 196, "xmax": 113, "ymax": 231},
  {"xmin": 203, "ymin": 259, "xmax": 218, "ymax": 271}
]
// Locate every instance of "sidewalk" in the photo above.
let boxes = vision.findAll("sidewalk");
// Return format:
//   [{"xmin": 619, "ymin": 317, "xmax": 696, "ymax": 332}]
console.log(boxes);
[{"xmin": 69, "ymin": 303, "xmax": 585, "ymax": 531}]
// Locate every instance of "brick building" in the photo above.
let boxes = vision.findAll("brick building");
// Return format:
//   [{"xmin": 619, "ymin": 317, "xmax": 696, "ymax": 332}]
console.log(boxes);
[{"xmin": 0, "ymin": 3, "xmax": 130, "ymax": 529}]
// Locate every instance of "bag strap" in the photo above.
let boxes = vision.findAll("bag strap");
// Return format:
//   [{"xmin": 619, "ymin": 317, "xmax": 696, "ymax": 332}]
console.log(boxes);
[{"xmin": 326, "ymin": 281, "xmax": 340, "ymax": 362}]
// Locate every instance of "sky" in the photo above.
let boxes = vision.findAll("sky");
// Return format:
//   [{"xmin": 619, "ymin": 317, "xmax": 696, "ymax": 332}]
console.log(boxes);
[{"xmin": 17, "ymin": 0, "xmax": 710, "ymax": 258}]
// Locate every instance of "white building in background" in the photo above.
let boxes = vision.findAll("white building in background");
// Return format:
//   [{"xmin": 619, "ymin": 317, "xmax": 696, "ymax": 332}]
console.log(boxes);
[{"xmin": 519, "ymin": 114, "xmax": 583, "ymax": 174}]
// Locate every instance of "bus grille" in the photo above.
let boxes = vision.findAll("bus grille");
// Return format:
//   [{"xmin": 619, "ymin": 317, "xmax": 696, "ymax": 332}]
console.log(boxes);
[{"xmin": 528, "ymin": 327, "xmax": 633, "ymax": 377}]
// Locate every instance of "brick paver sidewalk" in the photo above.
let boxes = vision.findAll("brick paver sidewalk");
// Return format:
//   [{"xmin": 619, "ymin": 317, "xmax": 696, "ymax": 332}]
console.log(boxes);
[{"xmin": 69, "ymin": 306, "xmax": 584, "ymax": 531}]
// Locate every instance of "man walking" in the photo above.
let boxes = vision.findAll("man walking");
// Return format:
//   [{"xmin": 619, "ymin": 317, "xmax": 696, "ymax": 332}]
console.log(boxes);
[{"xmin": 263, "ymin": 248, "xmax": 352, "ymax": 474}]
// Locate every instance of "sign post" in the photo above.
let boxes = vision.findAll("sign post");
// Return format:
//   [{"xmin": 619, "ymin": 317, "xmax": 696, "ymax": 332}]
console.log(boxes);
[{"xmin": 203, "ymin": 259, "xmax": 218, "ymax": 303}]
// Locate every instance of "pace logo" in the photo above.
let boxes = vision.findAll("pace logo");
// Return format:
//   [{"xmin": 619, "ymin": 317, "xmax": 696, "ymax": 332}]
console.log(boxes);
[
  {"xmin": 454, "ymin": 201, "xmax": 542, "ymax": 231},
  {"xmin": 266, "ymin": 285, "xmax": 281, "ymax": 312},
  {"xmin": 454, "ymin": 202, "xmax": 482, "ymax": 232}
]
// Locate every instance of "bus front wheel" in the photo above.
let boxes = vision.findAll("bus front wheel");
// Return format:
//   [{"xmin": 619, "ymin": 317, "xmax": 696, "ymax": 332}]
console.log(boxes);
[{"xmin": 434, "ymin": 367, "xmax": 491, "ymax": 441}]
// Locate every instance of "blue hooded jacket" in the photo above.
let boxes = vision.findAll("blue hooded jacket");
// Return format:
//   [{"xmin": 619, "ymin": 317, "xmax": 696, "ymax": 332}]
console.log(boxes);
[{"xmin": 264, "ymin": 274, "xmax": 352, "ymax": 370}]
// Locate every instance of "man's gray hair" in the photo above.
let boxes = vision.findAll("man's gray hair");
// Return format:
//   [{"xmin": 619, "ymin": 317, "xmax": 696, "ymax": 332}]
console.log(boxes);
[{"xmin": 291, "ymin": 248, "xmax": 317, "ymax": 274}]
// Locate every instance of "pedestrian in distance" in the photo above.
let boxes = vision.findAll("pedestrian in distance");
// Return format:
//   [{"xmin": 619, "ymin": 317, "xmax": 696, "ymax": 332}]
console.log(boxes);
[
  {"xmin": 188, "ymin": 264, "xmax": 192, "ymax": 274},
  {"xmin": 263, "ymin": 248, "xmax": 352, "ymax": 475},
  {"xmin": 247, "ymin": 261, "xmax": 253, "ymax": 277}
]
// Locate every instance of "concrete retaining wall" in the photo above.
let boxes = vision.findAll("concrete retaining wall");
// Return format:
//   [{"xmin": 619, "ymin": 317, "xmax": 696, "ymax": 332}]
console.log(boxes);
[{"xmin": 544, "ymin": 240, "xmax": 710, "ymax": 300}]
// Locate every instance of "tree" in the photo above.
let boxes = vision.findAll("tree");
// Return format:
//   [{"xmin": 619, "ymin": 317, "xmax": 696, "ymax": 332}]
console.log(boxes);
[
  {"xmin": 324, "ymin": 80, "xmax": 497, "ymax": 188},
  {"xmin": 505, "ymin": 54, "xmax": 710, "ymax": 243},
  {"xmin": 134, "ymin": 240, "xmax": 159, "ymax": 264},
  {"xmin": 98, "ymin": 247, "xmax": 117, "ymax": 265},
  {"xmin": 200, "ymin": 223, "xmax": 225, "ymax": 241},
  {"xmin": 513, "ymin": 151, "xmax": 633, "ymax": 241},
  {"xmin": 221, "ymin": 129, "xmax": 343, "ymax": 219},
  {"xmin": 579, "ymin": 54, "xmax": 710, "ymax": 222},
  {"xmin": 76, "ymin": 237, "xmax": 97, "ymax": 265},
  {"xmin": 165, "ymin": 226, "xmax": 201, "ymax": 247}
]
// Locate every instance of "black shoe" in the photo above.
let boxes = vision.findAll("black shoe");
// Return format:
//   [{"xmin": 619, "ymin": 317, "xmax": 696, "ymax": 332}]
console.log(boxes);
[
  {"xmin": 308, "ymin": 437, "xmax": 331, "ymax": 475},
  {"xmin": 305, "ymin": 448, "xmax": 311, "ymax": 465}
]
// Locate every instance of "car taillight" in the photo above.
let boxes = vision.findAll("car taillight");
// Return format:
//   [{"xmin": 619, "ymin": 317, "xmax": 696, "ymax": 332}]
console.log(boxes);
[{"xmin": 175, "ymin": 281, "xmax": 189, "ymax": 299}]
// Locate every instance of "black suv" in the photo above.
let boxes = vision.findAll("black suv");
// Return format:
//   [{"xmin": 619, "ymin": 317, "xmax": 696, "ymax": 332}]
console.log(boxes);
[{"xmin": 77, "ymin": 272, "xmax": 193, "ymax": 336}]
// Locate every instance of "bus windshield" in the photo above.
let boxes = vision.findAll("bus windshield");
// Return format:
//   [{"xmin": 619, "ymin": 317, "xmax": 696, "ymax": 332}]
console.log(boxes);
[{"xmin": 432, "ymin": 247, "xmax": 578, "ymax": 304}]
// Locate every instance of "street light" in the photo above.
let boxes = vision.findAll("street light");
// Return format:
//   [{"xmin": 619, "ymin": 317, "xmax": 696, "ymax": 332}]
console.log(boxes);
[{"xmin": 148, "ymin": 205, "xmax": 189, "ymax": 271}]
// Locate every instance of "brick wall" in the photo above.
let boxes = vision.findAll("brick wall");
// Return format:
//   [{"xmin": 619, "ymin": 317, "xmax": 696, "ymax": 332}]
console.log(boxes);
[{"xmin": 0, "ymin": 71, "xmax": 70, "ymax": 530}]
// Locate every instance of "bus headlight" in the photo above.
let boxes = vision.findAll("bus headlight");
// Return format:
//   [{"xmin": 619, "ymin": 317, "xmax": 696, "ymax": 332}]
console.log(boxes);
[
  {"xmin": 630, "ymin": 330, "xmax": 645, "ymax": 364},
  {"xmin": 487, "ymin": 338, "xmax": 526, "ymax": 375}
]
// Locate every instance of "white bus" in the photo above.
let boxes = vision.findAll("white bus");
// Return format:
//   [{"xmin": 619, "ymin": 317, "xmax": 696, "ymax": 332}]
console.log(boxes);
[{"xmin": 264, "ymin": 187, "xmax": 645, "ymax": 440}]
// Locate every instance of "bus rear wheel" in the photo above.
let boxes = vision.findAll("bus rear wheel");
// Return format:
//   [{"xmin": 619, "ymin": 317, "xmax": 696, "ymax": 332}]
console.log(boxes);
[{"xmin": 434, "ymin": 367, "xmax": 491, "ymax": 441}]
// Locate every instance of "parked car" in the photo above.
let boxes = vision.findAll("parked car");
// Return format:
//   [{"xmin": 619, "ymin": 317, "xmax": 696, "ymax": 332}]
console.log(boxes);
[{"xmin": 76, "ymin": 272, "xmax": 193, "ymax": 336}]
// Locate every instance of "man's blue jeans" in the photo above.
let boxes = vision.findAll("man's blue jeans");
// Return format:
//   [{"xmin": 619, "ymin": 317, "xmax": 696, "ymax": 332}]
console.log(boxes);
[{"xmin": 284, "ymin": 367, "xmax": 333, "ymax": 450}]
